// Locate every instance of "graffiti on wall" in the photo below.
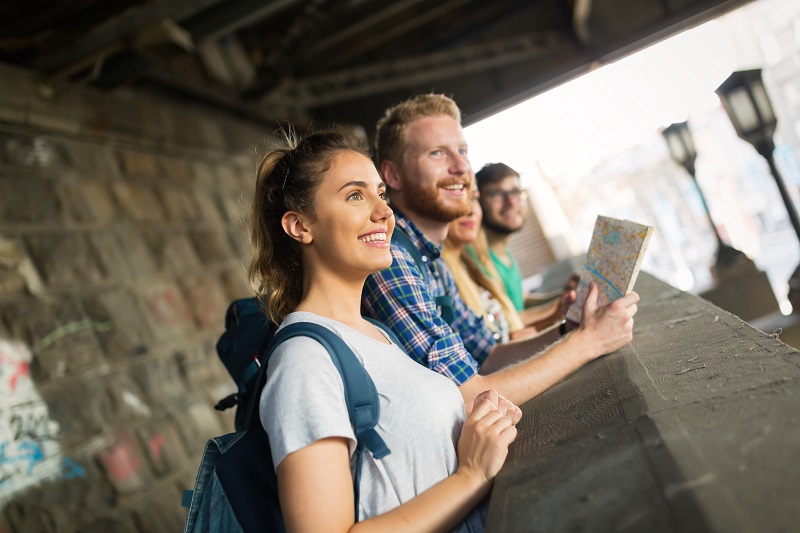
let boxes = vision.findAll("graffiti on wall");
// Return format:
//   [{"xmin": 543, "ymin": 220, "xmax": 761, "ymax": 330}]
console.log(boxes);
[{"xmin": 0, "ymin": 338, "xmax": 84, "ymax": 504}]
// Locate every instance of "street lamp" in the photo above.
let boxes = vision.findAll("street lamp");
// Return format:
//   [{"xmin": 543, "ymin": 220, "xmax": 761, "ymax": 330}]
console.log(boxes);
[
  {"xmin": 716, "ymin": 69, "xmax": 800, "ymax": 308},
  {"xmin": 661, "ymin": 121, "xmax": 747, "ymax": 268}
]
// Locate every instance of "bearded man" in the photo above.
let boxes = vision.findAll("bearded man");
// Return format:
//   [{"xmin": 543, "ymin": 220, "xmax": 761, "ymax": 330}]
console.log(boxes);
[{"xmin": 361, "ymin": 93, "xmax": 639, "ymax": 408}]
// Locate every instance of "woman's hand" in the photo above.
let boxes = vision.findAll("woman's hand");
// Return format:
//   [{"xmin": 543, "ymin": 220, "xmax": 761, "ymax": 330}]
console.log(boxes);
[{"xmin": 455, "ymin": 390, "xmax": 519, "ymax": 485}]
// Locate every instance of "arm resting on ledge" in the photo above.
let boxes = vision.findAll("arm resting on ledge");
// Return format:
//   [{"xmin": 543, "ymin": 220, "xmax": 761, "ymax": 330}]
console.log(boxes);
[{"xmin": 458, "ymin": 283, "xmax": 639, "ymax": 409}]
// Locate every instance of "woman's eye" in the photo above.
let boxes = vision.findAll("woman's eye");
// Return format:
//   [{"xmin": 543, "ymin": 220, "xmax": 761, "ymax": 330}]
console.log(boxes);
[
  {"xmin": 379, "ymin": 190, "xmax": 389, "ymax": 201},
  {"xmin": 347, "ymin": 191, "xmax": 363, "ymax": 200}
]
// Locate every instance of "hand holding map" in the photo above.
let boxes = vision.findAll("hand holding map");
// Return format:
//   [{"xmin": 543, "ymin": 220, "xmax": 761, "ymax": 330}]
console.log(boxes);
[{"xmin": 566, "ymin": 216, "xmax": 654, "ymax": 323}]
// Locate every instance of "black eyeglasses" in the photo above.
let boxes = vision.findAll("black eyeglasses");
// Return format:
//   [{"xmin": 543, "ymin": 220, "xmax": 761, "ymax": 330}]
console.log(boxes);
[{"xmin": 482, "ymin": 188, "xmax": 527, "ymax": 202}]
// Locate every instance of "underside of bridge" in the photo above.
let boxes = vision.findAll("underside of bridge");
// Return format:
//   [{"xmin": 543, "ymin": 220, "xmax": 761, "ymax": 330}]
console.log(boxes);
[{"xmin": 1, "ymin": 0, "xmax": 754, "ymax": 131}]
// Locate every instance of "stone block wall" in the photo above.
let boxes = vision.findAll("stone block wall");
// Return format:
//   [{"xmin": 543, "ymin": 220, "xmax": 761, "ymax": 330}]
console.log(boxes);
[{"xmin": 0, "ymin": 63, "xmax": 269, "ymax": 532}]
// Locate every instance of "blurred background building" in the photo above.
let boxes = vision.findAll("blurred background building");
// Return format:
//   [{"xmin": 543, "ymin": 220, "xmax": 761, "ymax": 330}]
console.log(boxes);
[{"xmin": 467, "ymin": 0, "xmax": 800, "ymax": 321}]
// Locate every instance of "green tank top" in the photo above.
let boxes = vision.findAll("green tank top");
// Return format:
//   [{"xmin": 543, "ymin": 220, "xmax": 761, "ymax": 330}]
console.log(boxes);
[{"xmin": 489, "ymin": 250, "xmax": 524, "ymax": 311}]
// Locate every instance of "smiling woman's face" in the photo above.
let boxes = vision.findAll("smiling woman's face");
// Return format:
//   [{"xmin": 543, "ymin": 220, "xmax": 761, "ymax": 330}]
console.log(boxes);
[
  {"xmin": 447, "ymin": 190, "xmax": 482, "ymax": 246},
  {"xmin": 302, "ymin": 150, "xmax": 395, "ymax": 277}
]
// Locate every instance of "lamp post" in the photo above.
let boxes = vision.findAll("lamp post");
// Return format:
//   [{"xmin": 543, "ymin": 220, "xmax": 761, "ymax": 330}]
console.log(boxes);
[
  {"xmin": 716, "ymin": 69, "xmax": 800, "ymax": 308},
  {"xmin": 661, "ymin": 121, "xmax": 746, "ymax": 267}
]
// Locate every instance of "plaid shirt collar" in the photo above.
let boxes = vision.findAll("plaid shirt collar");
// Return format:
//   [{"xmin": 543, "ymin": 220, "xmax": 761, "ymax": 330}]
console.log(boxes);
[{"xmin": 393, "ymin": 209, "xmax": 442, "ymax": 261}]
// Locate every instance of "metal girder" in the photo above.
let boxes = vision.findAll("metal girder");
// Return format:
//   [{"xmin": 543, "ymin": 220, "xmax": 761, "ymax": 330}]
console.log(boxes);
[
  {"xmin": 572, "ymin": 0, "xmax": 593, "ymax": 44},
  {"xmin": 184, "ymin": 0, "xmax": 300, "ymax": 42},
  {"xmin": 34, "ymin": 0, "xmax": 222, "ymax": 72},
  {"xmin": 313, "ymin": 0, "xmax": 476, "ymax": 70},
  {"xmin": 50, "ymin": 0, "xmax": 302, "ymax": 88},
  {"xmin": 306, "ymin": 0, "xmax": 433, "ymax": 56},
  {"xmin": 261, "ymin": 31, "xmax": 572, "ymax": 108}
]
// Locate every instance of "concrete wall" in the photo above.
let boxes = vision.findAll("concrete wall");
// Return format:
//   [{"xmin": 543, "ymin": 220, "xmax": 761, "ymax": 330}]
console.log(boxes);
[{"xmin": 0, "ymin": 63, "xmax": 268, "ymax": 532}]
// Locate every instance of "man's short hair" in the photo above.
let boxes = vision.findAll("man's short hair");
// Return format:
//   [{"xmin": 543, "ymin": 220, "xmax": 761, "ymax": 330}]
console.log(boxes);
[
  {"xmin": 475, "ymin": 162, "xmax": 520, "ymax": 190},
  {"xmin": 375, "ymin": 93, "xmax": 462, "ymax": 165}
]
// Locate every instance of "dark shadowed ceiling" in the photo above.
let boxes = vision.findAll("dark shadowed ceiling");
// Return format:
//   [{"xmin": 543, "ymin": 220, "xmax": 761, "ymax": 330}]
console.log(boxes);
[{"xmin": 0, "ymin": 0, "xmax": 753, "ymax": 133}]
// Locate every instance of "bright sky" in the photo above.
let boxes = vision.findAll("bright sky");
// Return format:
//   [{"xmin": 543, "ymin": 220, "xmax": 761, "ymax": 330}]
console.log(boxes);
[{"xmin": 464, "ymin": 20, "xmax": 739, "ymax": 182}]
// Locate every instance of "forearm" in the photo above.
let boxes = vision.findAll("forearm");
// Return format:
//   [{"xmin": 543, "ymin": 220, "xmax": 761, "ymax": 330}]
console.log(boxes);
[
  {"xmin": 479, "ymin": 323, "xmax": 561, "ymax": 374},
  {"xmin": 350, "ymin": 470, "xmax": 489, "ymax": 533},
  {"xmin": 462, "ymin": 329, "xmax": 598, "ymax": 407},
  {"xmin": 462, "ymin": 284, "xmax": 638, "ymax": 408},
  {"xmin": 519, "ymin": 299, "xmax": 560, "ymax": 329}
]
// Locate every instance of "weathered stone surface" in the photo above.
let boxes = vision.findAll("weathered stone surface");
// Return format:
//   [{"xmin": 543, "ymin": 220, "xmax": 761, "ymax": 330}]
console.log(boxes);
[
  {"xmin": 78, "ymin": 514, "xmax": 138, "ymax": 533},
  {"xmin": 96, "ymin": 430, "xmax": 150, "ymax": 496},
  {"xmin": 0, "ymin": 66, "xmax": 282, "ymax": 533},
  {"xmin": 136, "ymin": 417, "xmax": 186, "ymax": 478},
  {"xmin": 175, "ymin": 403, "xmax": 225, "ymax": 458},
  {"xmin": 175, "ymin": 340, "xmax": 226, "ymax": 388},
  {"xmin": 0, "ymin": 132, "xmax": 72, "ymax": 171},
  {"xmin": 130, "ymin": 487, "xmax": 186, "ymax": 533},
  {"xmin": 192, "ymin": 113, "xmax": 229, "ymax": 150},
  {"xmin": 25, "ymin": 232, "xmax": 104, "ymax": 287},
  {"xmin": 139, "ymin": 283, "xmax": 197, "ymax": 340},
  {"xmin": 486, "ymin": 274, "xmax": 800, "ymax": 533},
  {"xmin": 104, "ymin": 373, "xmax": 152, "ymax": 424},
  {"xmin": 128, "ymin": 354, "xmax": 185, "ymax": 407},
  {"xmin": 220, "ymin": 268, "xmax": 252, "ymax": 301},
  {"xmin": 0, "ymin": 235, "xmax": 36, "ymax": 296},
  {"xmin": 0, "ymin": 177, "xmax": 62, "ymax": 223},
  {"xmin": 20, "ymin": 453, "xmax": 117, "ymax": 531},
  {"xmin": 81, "ymin": 289, "xmax": 151, "ymax": 360},
  {"xmin": 3, "ymin": 298, "xmax": 104, "ymax": 382},
  {"xmin": 226, "ymin": 225, "xmax": 248, "ymax": 262},
  {"xmin": 189, "ymin": 161, "xmax": 217, "ymax": 189},
  {"xmin": 140, "ymin": 229, "xmax": 199, "ymax": 276},
  {"xmin": 188, "ymin": 228, "xmax": 234, "ymax": 264},
  {"xmin": 158, "ymin": 156, "xmax": 193, "ymax": 183},
  {"xmin": 215, "ymin": 164, "xmax": 250, "ymax": 190},
  {"xmin": 0, "ymin": 311, "xmax": 9, "ymax": 337},
  {"xmin": 180, "ymin": 274, "xmax": 230, "ymax": 332},
  {"xmin": 55, "ymin": 178, "xmax": 117, "ymax": 224},
  {"xmin": 0, "ymin": 267, "xmax": 25, "ymax": 296},
  {"xmin": 116, "ymin": 150, "xmax": 160, "ymax": 180},
  {"xmin": 61, "ymin": 139, "xmax": 122, "ymax": 182},
  {"xmin": 192, "ymin": 187, "xmax": 226, "ymax": 226},
  {"xmin": 217, "ymin": 186, "xmax": 251, "ymax": 226},
  {"xmin": 43, "ymin": 378, "xmax": 108, "ymax": 449},
  {"xmin": 111, "ymin": 182, "xmax": 165, "ymax": 221},
  {"xmin": 156, "ymin": 184, "xmax": 201, "ymax": 221},
  {"xmin": 4, "ymin": 492, "xmax": 59, "ymax": 532},
  {"xmin": 89, "ymin": 224, "xmax": 157, "ymax": 281}
]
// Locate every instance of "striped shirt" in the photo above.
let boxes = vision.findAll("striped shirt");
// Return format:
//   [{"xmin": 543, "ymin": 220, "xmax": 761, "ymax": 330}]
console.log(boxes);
[{"xmin": 362, "ymin": 211, "xmax": 496, "ymax": 385}]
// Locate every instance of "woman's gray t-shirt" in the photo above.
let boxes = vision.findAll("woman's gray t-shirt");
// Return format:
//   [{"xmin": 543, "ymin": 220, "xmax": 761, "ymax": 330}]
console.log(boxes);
[{"xmin": 260, "ymin": 311, "xmax": 467, "ymax": 521}]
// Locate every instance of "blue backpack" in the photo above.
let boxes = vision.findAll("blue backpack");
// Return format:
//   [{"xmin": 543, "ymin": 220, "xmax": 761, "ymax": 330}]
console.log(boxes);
[
  {"xmin": 182, "ymin": 310, "xmax": 394, "ymax": 532},
  {"xmin": 212, "ymin": 298, "xmax": 277, "ymax": 432}
]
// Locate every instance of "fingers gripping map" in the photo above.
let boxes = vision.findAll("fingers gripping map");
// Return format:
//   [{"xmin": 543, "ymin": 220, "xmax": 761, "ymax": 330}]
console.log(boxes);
[{"xmin": 566, "ymin": 216, "xmax": 654, "ymax": 323}]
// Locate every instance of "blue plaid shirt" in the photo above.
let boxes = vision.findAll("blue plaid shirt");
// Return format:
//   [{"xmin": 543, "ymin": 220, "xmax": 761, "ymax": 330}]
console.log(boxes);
[{"xmin": 362, "ymin": 211, "xmax": 496, "ymax": 385}]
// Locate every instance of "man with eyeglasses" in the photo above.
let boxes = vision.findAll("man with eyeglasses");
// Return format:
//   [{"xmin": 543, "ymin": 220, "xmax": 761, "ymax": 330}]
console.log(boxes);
[
  {"xmin": 475, "ymin": 163, "xmax": 533, "ymax": 312},
  {"xmin": 362, "ymin": 93, "xmax": 639, "ymax": 409},
  {"xmin": 475, "ymin": 162, "xmax": 573, "ymax": 327}
]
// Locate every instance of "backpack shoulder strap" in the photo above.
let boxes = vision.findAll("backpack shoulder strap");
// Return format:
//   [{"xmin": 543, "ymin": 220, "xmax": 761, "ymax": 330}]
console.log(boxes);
[
  {"xmin": 390, "ymin": 225, "xmax": 431, "ymax": 285},
  {"xmin": 263, "ymin": 322, "xmax": 390, "ymax": 455},
  {"xmin": 391, "ymin": 226, "xmax": 455, "ymax": 325},
  {"xmin": 255, "ymin": 322, "xmax": 391, "ymax": 521}
]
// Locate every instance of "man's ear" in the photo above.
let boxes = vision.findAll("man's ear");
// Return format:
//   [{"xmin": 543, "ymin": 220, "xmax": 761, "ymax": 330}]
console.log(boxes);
[
  {"xmin": 281, "ymin": 211, "xmax": 312, "ymax": 244},
  {"xmin": 381, "ymin": 160, "xmax": 402, "ymax": 191}
]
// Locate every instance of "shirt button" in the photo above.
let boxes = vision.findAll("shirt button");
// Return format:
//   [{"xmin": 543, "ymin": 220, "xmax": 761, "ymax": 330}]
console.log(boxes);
[{"xmin": 421, "ymin": 256, "xmax": 428, "ymax": 262}]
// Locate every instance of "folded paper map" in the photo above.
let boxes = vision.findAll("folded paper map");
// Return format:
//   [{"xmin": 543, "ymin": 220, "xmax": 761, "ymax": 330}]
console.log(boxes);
[{"xmin": 566, "ymin": 216, "xmax": 654, "ymax": 323}]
